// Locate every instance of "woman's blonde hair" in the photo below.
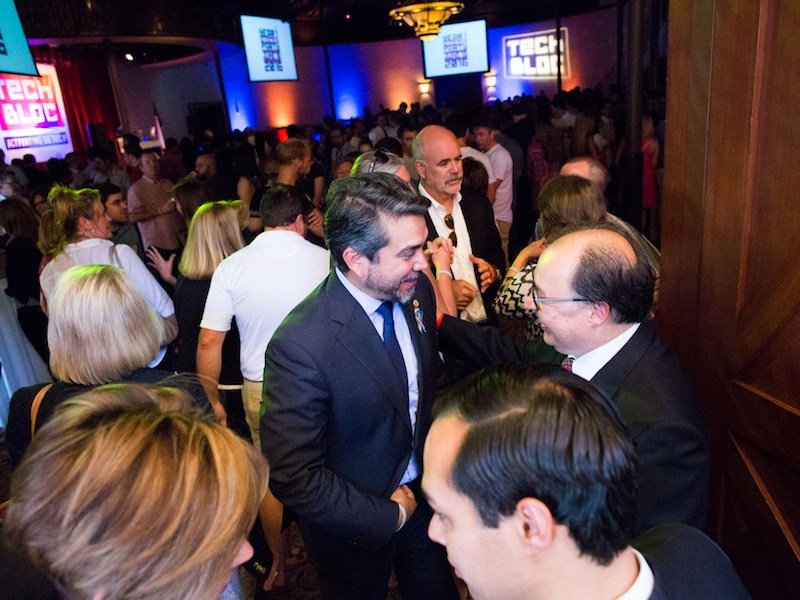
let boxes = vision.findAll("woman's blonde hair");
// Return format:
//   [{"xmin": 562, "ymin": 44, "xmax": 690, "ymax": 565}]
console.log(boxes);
[
  {"xmin": 38, "ymin": 185, "xmax": 101, "ymax": 257},
  {"xmin": 178, "ymin": 200, "xmax": 244, "ymax": 279},
  {"xmin": 6, "ymin": 383, "xmax": 268, "ymax": 600},
  {"xmin": 538, "ymin": 175, "xmax": 607, "ymax": 241},
  {"xmin": 48, "ymin": 264, "xmax": 163, "ymax": 384}
]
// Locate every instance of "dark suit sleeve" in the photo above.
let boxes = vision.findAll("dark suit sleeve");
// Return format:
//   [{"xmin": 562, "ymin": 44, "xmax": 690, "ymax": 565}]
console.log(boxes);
[
  {"xmin": 262, "ymin": 336, "xmax": 399, "ymax": 546},
  {"xmin": 632, "ymin": 416, "xmax": 710, "ymax": 532},
  {"xmin": 437, "ymin": 314, "xmax": 561, "ymax": 371}
]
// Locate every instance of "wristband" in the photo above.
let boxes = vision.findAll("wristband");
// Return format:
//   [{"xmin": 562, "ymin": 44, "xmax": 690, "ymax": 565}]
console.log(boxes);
[
  {"xmin": 396, "ymin": 502, "xmax": 408, "ymax": 531},
  {"xmin": 436, "ymin": 269, "xmax": 453, "ymax": 279}
]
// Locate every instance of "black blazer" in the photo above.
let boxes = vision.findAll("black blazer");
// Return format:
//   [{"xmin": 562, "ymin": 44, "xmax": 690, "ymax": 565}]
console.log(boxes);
[
  {"xmin": 262, "ymin": 272, "xmax": 440, "ymax": 547},
  {"xmin": 634, "ymin": 524, "xmax": 751, "ymax": 599},
  {"xmin": 437, "ymin": 317, "xmax": 710, "ymax": 533}
]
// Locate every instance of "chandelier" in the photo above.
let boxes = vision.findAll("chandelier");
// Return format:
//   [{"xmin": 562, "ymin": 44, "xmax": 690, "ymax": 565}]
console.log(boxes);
[{"xmin": 389, "ymin": 2, "xmax": 465, "ymax": 42}]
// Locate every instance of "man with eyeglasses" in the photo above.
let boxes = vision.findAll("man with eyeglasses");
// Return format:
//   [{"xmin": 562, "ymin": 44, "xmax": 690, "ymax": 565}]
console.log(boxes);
[
  {"xmin": 437, "ymin": 224, "xmax": 710, "ymax": 535},
  {"xmin": 413, "ymin": 125, "xmax": 505, "ymax": 326}
]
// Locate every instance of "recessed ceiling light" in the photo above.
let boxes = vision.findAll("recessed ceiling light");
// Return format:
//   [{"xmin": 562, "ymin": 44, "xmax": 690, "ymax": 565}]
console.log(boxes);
[{"xmin": 124, "ymin": 53, "xmax": 134, "ymax": 61}]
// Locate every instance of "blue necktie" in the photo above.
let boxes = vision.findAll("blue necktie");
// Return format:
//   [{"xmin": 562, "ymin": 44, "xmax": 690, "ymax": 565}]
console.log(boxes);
[{"xmin": 377, "ymin": 301, "xmax": 408, "ymax": 391}]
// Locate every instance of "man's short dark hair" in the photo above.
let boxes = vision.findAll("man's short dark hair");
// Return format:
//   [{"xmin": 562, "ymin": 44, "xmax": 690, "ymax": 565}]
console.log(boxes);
[
  {"xmin": 397, "ymin": 123, "xmax": 417, "ymax": 139},
  {"xmin": 124, "ymin": 144, "xmax": 142, "ymax": 159},
  {"xmin": 324, "ymin": 173, "xmax": 430, "ymax": 272},
  {"xmin": 566, "ymin": 224, "xmax": 655, "ymax": 323},
  {"xmin": 434, "ymin": 363, "xmax": 638, "ymax": 566},
  {"xmin": 96, "ymin": 182, "xmax": 122, "ymax": 205},
  {"xmin": 471, "ymin": 114, "xmax": 499, "ymax": 132},
  {"xmin": 259, "ymin": 184, "xmax": 312, "ymax": 228}
]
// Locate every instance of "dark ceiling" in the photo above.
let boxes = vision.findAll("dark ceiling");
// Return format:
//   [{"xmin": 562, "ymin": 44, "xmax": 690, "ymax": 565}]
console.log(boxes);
[
  {"xmin": 17, "ymin": 0, "xmax": 603, "ymax": 63},
  {"xmin": 242, "ymin": 0, "xmax": 604, "ymax": 46}
]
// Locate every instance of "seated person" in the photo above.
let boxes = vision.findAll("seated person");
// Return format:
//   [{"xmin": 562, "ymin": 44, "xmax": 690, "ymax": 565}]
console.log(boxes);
[
  {"xmin": 4, "ymin": 383, "xmax": 267, "ymax": 599},
  {"xmin": 423, "ymin": 363, "xmax": 750, "ymax": 600}
]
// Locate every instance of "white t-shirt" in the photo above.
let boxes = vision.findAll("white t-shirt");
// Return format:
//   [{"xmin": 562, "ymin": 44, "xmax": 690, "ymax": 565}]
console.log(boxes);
[
  {"xmin": 201, "ymin": 230, "xmax": 330, "ymax": 381},
  {"xmin": 460, "ymin": 146, "xmax": 497, "ymax": 184},
  {"xmin": 486, "ymin": 144, "xmax": 514, "ymax": 222}
]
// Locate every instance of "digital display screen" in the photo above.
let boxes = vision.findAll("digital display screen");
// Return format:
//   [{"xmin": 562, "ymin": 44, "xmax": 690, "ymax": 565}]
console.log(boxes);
[
  {"xmin": 422, "ymin": 20, "xmax": 489, "ymax": 78},
  {"xmin": 0, "ymin": 0, "xmax": 38, "ymax": 77},
  {"xmin": 240, "ymin": 15, "xmax": 299, "ymax": 82}
]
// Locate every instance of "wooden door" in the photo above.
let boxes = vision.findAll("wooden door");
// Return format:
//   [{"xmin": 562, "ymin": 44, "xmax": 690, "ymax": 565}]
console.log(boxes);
[{"xmin": 659, "ymin": 1, "xmax": 800, "ymax": 597}]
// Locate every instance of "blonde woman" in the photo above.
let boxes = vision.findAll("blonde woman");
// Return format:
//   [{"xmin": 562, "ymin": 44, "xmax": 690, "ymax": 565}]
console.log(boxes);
[
  {"xmin": 38, "ymin": 185, "xmax": 178, "ymax": 351},
  {"xmin": 6, "ymin": 264, "xmax": 210, "ymax": 467},
  {"xmin": 175, "ymin": 200, "xmax": 244, "ymax": 416},
  {"xmin": 5, "ymin": 383, "xmax": 268, "ymax": 600}
]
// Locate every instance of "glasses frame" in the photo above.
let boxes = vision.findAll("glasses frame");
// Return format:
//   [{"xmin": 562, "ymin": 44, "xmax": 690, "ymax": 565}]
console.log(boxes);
[{"xmin": 531, "ymin": 284, "xmax": 589, "ymax": 310}]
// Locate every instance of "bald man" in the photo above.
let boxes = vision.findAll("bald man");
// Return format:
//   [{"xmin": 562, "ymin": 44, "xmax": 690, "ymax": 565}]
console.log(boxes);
[
  {"xmin": 437, "ymin": 225, "xmax": 709, "ymax": 534},
  {"xmin": 413, "ymin": 125, "xmax": 505, "ymax": 326}
]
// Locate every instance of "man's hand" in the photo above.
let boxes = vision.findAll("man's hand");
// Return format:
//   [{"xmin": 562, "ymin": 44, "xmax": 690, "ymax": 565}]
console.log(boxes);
[
  {"xmin": 452, "ymin": 279, "xmax": 478, "ymax": 310},
  {"xmin": 470, "ymin": 254, "xmax": 499, "ymax": 293},
  {"xmin": 390, "ymin": 484, "xmax": 417, "ymax": 529}
]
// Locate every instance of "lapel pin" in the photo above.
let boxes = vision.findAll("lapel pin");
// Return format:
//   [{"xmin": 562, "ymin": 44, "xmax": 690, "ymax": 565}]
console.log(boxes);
[{"xmin": 413, "ymin": 299, "xmax": 426, "ymax": 333}]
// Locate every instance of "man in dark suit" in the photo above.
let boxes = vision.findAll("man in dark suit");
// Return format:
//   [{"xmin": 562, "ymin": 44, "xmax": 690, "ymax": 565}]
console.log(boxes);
[
  {"xmin": 423, "ymin": 364, "xmax": 749, "ymax": 600},
  {"xmin": 413, "ymin": 125, "xmax": 505, "ymax": 325},
  {"xmin": 437, "ymin": 225, "xmax": 709, "ymax": 533},
  {"xmin": 262, "ymin": 173, "xmax": 458, "ymax": 600}
]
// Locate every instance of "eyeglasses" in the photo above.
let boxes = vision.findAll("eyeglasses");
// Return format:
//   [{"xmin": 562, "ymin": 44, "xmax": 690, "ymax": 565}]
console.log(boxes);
[
  {"xmin": 531, "ymin": 286, "xmax": 588, "ymax": 311},
  {"xmin": 443, "ymin": 213, "xmax": 458, "ymax": 247},
  {"xmin": 367, "ymin": 148, "xmax": 391, "ymax": 173}
]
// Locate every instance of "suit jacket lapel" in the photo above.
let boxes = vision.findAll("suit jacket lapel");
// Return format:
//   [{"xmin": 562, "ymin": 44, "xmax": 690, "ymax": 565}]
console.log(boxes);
[
  {"xmin": 327, "ymin": 275, "xmax": 413, "ymax": 432},
  {"xmin": 590, "ymin": 321, "xmax": 653, "ymax": 399}
]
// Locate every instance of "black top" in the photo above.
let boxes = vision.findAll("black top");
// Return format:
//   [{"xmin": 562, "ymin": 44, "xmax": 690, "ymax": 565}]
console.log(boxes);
[
  {"xmin": 3, "ymin": 237, "xmax": 42, "ymax": 304},
  {"xmin": 6, "ymin": 369, "xmax": 209, "ymax": 468},
  {"xmin": 174, "ymin": 276, "xmax": 242, "ymax": 384}
]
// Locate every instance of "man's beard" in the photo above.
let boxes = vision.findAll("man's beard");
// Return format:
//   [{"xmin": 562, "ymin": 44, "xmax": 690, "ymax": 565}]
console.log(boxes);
[{"xmin": 366, "ymin": 267, "xmax": 420, "ymax": 304}]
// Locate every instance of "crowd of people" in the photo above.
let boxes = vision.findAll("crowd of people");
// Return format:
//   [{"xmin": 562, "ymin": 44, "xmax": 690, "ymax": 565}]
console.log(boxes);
[{"xmin": 0, "ymin": 88, "xmax": 751, "ymax": 599}]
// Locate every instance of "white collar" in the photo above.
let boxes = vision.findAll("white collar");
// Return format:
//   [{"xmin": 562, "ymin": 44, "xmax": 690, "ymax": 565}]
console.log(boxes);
[
  {"xmin": 417, "ymin": 182, "xmax": 461, "ymax": 212},
  {"xmin": 335, "ymin": 267, "xmax": 383, "ymax": 316},
  {"xmin": 572, "ymin": 323, "xmax": 640, "ymax": 381},
  {"xmin": 616, "ymin": 549, "xmax": 655, "ymax": 600}
]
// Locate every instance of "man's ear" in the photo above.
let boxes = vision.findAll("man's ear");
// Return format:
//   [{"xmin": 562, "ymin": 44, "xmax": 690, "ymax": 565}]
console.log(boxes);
[
  {"xmin": 342, "ymin": 246, "xmax": 368, "ymax": 277},
  {"xmin": 415, "ymin": 160, "xmax": 426, "ymax": 181},
  {"xmin": 515, "ymin": 498, "xmax": 557, "ymax": 552},
  {"xmin": 587, "ymin": 300, "xmax": 612, "ymax": 325}
]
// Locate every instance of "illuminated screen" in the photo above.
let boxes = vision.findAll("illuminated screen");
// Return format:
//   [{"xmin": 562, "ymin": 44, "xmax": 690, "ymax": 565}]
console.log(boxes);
[
  {"xmin": 240, "ymin": 15, "xmax": 298, "ymax": 82},
  {"xmin": 422, "ymin": 20, "xmax": 489, "ymax": 78},
  {"xmin": 0, "ymin": 63, "xmax": 74, "ymax": 161},
  {"xmin": 0, "ymin": 0, "xmax": 38, "ymax": 76}
]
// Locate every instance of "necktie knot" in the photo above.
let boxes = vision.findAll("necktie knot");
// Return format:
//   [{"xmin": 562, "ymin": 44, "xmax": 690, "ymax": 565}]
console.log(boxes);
[
  {"xmin": 561, "ymin": 355, "xmax": 575, "ymax": 372},
  {"xmin": 377, "ymin": 301, "xmax": 395, "ymax": 326}
]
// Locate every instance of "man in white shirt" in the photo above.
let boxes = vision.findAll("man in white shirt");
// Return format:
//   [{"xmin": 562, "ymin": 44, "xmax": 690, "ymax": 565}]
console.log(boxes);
[
  {"xmin": 444, "ymin": 115, "xmax": 498, "ymax": 204},
  {"xmin": 197, "ymin": 184, "xmax": 330, "ymax": 446},
  {"xmin": 423, "ymin": 363, "xmax": 749, "ymax": 600},
  {"xmin": 413, "ymin": 125, "xmax": 505, "ymax": 325},
  {"xmin": 472, "ymin": 117, "xmax": 514, "ymax": 264}
]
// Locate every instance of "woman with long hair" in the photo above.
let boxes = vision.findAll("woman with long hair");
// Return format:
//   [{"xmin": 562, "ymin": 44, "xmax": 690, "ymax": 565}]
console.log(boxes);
[{"xmin": 175, "ymin": 200, "xmax": 246, "ymax": 430}]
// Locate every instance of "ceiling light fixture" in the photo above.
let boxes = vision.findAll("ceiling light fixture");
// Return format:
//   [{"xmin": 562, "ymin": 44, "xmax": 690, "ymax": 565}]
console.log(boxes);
[{"xmin": 389, "ymin": 1, "xmax": 464, "ymax": 42}]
